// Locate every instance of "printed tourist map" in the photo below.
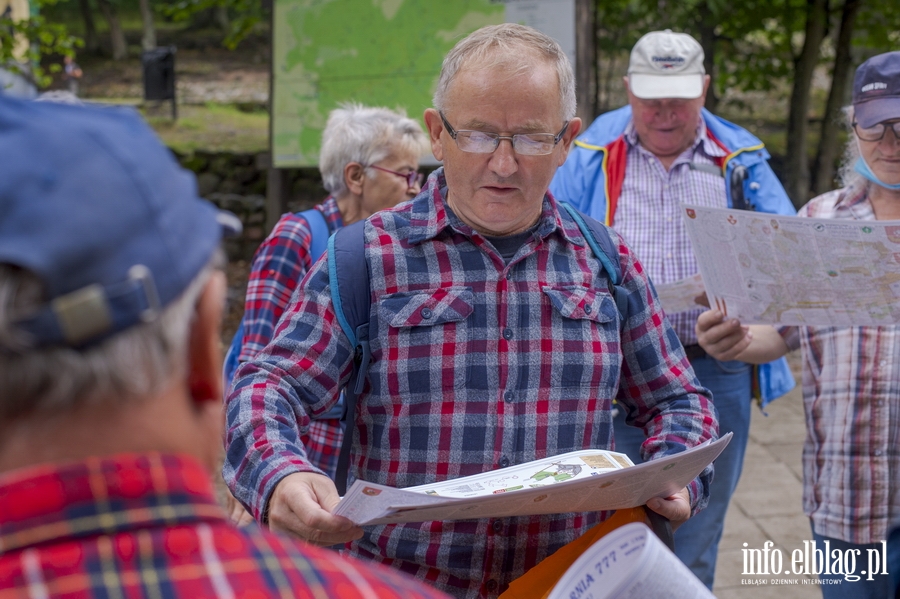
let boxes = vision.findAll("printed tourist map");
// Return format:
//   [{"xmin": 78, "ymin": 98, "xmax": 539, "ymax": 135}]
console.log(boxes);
[{"xmin": 682, "ymin": 205, "xmax": 900, "ymax": 326}]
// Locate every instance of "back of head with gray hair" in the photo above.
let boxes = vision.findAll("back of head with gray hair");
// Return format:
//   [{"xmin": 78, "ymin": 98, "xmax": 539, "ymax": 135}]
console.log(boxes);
[
  {"xmin": 319, "ymin": 103, "xmax": 428, "ymax": 197},
  {"xmin": 0, "ymin": 252, "xmax": 222, "ymax": 422},
  {"xmin": 433, "ymin": 23, "xmax": 576, "ymax": 122}
]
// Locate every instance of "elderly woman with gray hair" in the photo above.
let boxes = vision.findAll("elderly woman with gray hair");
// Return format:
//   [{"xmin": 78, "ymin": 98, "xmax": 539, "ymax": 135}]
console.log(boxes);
[
  {"xmin": 696, "ymin": 51, "xmax": 900, "ymax": 599},
  {"xmin": 228, "ymin": 103, "xmax": 428, "ymax": 481}
]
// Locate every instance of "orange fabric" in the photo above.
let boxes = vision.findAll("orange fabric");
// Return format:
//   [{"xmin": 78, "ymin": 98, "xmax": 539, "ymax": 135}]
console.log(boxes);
[{"xmin": 499, "ymin": 507, "xmax": 654, "ymax": 599}]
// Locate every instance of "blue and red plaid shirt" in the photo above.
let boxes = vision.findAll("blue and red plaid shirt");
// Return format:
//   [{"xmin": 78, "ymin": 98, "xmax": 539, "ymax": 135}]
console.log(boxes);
[
  {"xmin": 224, "ymin": 168, "xmax": 717, "ymax": 598},
  {"xmin": 239, "ymin": 196, "xmax": 343, "ymax": 361},
  {"xmin": 239, "ymin": 196, "xmax": 344, "ymax": 478},
  {"xmin": 0, "ymin": 453, "xmax": 449, "ymax": 599}
]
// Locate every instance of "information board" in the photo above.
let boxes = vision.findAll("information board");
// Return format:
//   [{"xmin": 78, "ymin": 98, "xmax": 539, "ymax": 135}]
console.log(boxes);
[{"xmin": 271, "ymin": 0, "xmax": 574, "ymax": 167}]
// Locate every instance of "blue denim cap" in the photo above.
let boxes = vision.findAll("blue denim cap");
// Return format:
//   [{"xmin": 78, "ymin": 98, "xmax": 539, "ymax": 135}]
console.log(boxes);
[
  {"xmin": 853, "ymin": 51, "xmax": 900, "ymax": 128},
  {"xmin": 0, "ymin": 94, "xmax": 240, "ymax": 348}
]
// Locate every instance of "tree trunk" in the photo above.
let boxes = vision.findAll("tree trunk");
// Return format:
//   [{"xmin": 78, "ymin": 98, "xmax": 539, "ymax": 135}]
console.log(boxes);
[
  {"xmin": 138, "ymin": 0, "xmax": 156, "ymax": 51},
  {"xmin": 575, "ymin": 0, "xmax": 597, "ymax": 123},
  {"xmin": 812, "ymin": 0, "xmax": 861, "ymax": 195},
  {"xmin": 77, "ymin": 0, "xmax": 101, "ymax": 55},
  {"xmin": 214, "ymin": 5, "xmax": 230, "ymax": 32},
  {"xmin": 784, "ymin": 0, "xmax": 829, "ymax": 206},
  {"xmin": 96, "ymin": 0, "xmax": 127, "ymax": 60},
  {"xmin": 696, "ymin": 2, "xmax": 719, "ymax": 112}
]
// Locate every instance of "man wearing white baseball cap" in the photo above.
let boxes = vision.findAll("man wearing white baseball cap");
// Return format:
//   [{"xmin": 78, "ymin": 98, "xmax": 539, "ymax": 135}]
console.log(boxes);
[{"xmin": 551, "ymin": 30, "xmax": 796, "ymax": 588}]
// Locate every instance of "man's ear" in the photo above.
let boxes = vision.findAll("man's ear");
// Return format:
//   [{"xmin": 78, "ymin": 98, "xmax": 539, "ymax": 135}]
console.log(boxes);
[
  {"xmin": 557, "ymin": 117, "xmax": 582, "ymax": 166},
  {"xmin": 344, "ymin": 162, "xmax": 366, "ymax": 196},
  {"xmin": 423, "ymin": 108, "xmax": 445, "ymax": 162},
  {"xmin": 187, "ymin": 270, "xmax": 227, "ymax": 407},
  {"xmin": 186, "ymin": 270, "xmax": 228, "ymax": 475}
]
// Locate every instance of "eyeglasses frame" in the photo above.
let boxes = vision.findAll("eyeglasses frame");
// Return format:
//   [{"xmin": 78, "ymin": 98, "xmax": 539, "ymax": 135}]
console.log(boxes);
[
  {"xmin": 438, "ymin": 111, "xmax": 569, "ymax": 156},
  {"xmin": 366, "ymin": 164, "xmax": 424, "ymax": 189},
  {"xmin": 852, "ymin": 120, "xmax": 900, "ymax": 142}
]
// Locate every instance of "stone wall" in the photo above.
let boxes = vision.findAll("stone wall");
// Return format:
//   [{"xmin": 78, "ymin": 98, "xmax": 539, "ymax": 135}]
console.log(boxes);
[{"xmin": 174, "ymin": 149, "xmax": 328, "ymax": 261}]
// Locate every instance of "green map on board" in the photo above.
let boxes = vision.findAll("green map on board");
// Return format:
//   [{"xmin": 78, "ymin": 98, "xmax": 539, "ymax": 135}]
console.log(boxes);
[{"xmin": 272, "ymin": 0, "xmax": 505, "ymax": 167}]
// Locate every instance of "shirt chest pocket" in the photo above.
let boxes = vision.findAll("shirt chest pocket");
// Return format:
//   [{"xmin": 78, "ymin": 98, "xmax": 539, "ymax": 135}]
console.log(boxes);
[
  {"xmin": 541, "ymin": 285, "xmax": 621, "ymax": 388},
  {"xmin": 377, "ymin": 287, "xmax": 475, "ymax": 392},
  {"xmin": 379, "ymin": 287, "xmax": 475, "ymax": 327}
]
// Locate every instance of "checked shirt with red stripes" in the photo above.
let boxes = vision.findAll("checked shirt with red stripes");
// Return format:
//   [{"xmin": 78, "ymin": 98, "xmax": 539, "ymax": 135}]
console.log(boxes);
[
  {"xmin": 225, "ymin": 168, "xmax": 718, "ymax": 598},
  {"xmin": 238, "ymin": 196, "xmax": 344, "ymax": 478},
  {"xmin": 0, "ymin": 453, "xmax": 449, "ymax": 599}
]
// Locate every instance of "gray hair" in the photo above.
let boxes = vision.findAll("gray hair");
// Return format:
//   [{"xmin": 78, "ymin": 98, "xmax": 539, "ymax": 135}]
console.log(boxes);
[
  {"xmin": 837, "ymin": 106, "xmax": 866, "ymax": 189},
  {"xmin": 433, "ymin": 23, "xmax": 576, "ymax": 121},
  {"xmin": 0, "ymin": 251, "xmax": 223, "ymax": 421},
  {"xmin": 319, "ymin": 103, "xmax": 428, "ymax": 196}
]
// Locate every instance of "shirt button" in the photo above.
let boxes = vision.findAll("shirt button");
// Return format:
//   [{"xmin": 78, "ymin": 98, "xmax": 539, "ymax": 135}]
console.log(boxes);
[
  {"xmin": 875, "ymin": 450, "xmax": 883, "ymax": 456},
  {"xmin": 584, "ymin": 304, "xmax": 593, "ymax": 314},
  {"xmin": 880, "ymin": 360, "xmax": 887, "ymax": 367},
  {"xmin": 503, "ymin": 328, "xmax": 513, "ymax": 340},
  {"xmin": 506, "ymin": 271, "xmax": 513, "ymax": 280},
  {"xmin": 492, "ymin": 519, "xmax": 503, "ymax": 533},
  {"xmin": 499, "ymin": 456, "xmax": 510, "ymax": 468},
  {"xmin": 486, "ymin": 580, "xmax": 498, "ymax": 592},
  {"xmin": 504, "ymin": 391, "xmax": 514, "ymax": 403},
  {"xmin": 420, "ymin": 307, "xmax": 433, "ymax": 319}
]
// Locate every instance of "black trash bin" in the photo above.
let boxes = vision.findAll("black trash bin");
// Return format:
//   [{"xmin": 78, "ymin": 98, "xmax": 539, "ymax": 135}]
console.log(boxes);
[{"xmin": 141, "ymin": 46, "xmax": 176, "ymax": 118}]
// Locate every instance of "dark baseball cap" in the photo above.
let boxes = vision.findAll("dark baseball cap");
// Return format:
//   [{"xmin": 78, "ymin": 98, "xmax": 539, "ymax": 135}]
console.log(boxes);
[
  {"xmin": 0, "ymin": 94, "xmax": 240, "ymax": 349},
  {"xmin": 852, "ymin": 51, "xmax": 900, "ymax": 128}
]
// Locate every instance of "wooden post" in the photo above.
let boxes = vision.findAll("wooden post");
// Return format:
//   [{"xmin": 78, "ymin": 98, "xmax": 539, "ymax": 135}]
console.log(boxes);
[
  {"xmin": 575, "ymin": 0, "xmax": 597, "ymax": 123},
  {"xmin": 259, "ymin": 152, "xmax": 289, "ymax": 233}
]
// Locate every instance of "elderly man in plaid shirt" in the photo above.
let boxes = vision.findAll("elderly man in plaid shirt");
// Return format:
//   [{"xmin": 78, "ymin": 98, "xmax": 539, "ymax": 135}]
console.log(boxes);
[
  {"xmin": 225, "ymin": 23, "xmax": 718, "ymax": 599},
  {"xmin": 0, "ymin": 95, "xmax": 448, "ymax": 599}
]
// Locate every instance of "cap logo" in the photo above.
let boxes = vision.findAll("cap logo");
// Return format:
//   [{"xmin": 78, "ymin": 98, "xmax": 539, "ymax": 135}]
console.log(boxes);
[
  {"xmin": 652, "ymin": 55, "xmax": 685, "ymax": 70},
  {"xmin": 861, "ymin": 82, "xmax": 887, "ymax": 93}
]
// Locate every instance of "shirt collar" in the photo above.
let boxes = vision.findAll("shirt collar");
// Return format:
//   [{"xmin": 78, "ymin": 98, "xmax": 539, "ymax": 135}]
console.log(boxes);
[
  {"xmin": 405, "ymin": 167, "xmax": 582, "ymax": 247},
  {"xmin": 0, "ymin": 453, "xmax": 225, "ymax": 554},
  {"xmin": 831, "ymin": 178, "xmax": 871, "ymax": 213}
]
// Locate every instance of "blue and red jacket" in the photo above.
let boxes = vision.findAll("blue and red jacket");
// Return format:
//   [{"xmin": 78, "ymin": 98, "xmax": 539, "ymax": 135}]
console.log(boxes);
[{"xmin": 550, "ymin": 105, "xmax": 797, "ymax": 406}]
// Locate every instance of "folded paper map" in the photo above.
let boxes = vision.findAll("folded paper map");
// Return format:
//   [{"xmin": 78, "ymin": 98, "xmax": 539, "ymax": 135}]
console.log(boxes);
[
  {"xmin": 682, "ymin": 205, "xmax": 900, "ymax": 326},
  {"xmin": 332, "ymin": 433, "xmax": 731, "ymax": 525}
]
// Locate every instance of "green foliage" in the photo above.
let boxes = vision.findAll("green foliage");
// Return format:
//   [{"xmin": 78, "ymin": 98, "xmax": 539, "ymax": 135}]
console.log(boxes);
[
  {"xmin": 852, "ymin": 0, "xmax": 900, "ymax": 57},
  {"xmin": 159, "ymin": 0, "xmax": 266, "ymax": 49},
  {"xmin": 0, "ymin": 0, "xmax": 82, "ymax": 88}
]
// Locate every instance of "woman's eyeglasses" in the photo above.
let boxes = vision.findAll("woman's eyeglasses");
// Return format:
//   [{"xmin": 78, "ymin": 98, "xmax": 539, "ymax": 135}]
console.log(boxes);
[
  {"xmin": 368, "ymin": 165, "xmax": 424, "ymax": 188},
  {"xmin": 852, "ymin": 121, "xmax": 900, "ymax": 142}
]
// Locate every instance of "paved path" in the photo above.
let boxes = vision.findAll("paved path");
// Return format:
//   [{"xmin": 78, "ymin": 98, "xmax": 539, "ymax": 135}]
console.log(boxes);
[{"xmin": 712, "ymin": 351, "xmax": 821, "ymax": 598}]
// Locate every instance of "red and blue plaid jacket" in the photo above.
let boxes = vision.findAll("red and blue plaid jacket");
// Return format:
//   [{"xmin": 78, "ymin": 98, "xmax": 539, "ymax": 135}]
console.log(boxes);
[
  {"xmin": 0, "ymin": 453, "xmax": 448, "ymax": 599},
  {"xmin": 225, "ymin": 168, "xmax": 717, "ymax": 598},
  {"xmin": 238, "ymin": 196, "xmax": 344, "ymax": 478}
]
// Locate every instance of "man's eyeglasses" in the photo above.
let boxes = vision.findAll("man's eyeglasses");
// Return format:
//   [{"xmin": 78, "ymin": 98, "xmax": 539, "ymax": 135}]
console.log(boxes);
[
  {"xmin": 852, "ymin": 120, "xmax": 900, "ymax": 142},
  {"xmin": 368, "ymin": 164, "xmax": 424, "ymax": 188},
  {"xmin": 439, "ymin": 112, "xmax": 569, "ymax": 156}
]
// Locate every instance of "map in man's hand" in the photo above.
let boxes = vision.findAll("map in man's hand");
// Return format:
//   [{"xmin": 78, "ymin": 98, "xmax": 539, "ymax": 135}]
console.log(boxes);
[{"xmin": 682, "ymin": 205, "xmax": 900, "ymax": 326}]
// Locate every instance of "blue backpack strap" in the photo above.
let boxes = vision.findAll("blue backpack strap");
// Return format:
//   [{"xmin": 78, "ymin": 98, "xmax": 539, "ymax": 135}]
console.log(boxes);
[
  {"xmin": 222, "ymin": 321, "xmax": 243, "ymax": 391},
  {"xmin": 223, "ymin": 207, "xmax": 333, "ymax": 390},
  {"xmin": 327, "ymin": 221, "xmax": 372, "ymax": 495},
  {"xmin": 559, "ymin": 201, "xmax": 628, "ymax": 320},
  {"xmin": 298, "ymin": 207, "xmax": 330, "ymax": 263}
]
